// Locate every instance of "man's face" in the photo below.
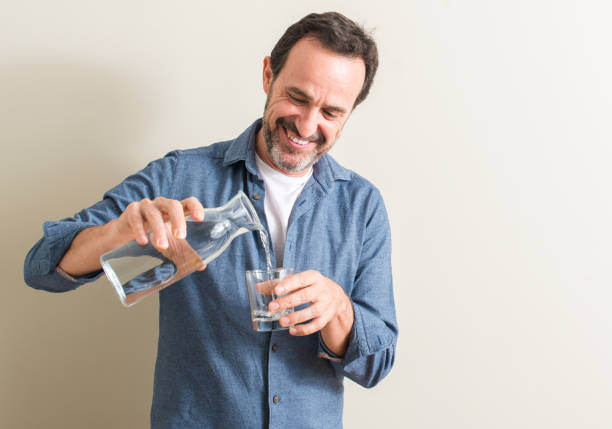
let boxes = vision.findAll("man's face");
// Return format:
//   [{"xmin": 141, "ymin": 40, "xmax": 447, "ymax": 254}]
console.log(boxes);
[{"xmin": 257, "ymin": 37, "xmax": 366, "ymax": 176}]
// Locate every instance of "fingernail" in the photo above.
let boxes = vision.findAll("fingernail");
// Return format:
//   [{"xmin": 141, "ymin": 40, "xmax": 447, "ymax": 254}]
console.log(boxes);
[
  {"xmin": 158, "ymin": 238, "xmax": 168, "ymax": 248},
  {"xmin": 289, "ymin": 327, "xmax": 297, "ymax": 335},
  {"xmin": 269, "ymin": 302, "xmax": 279, "ymax": 311},
  {"xmin": 280, "ymin": 317, "xmax": 289, "ymax": 326},
  {"xmin": 176, "ymin": 229, "xmax": 186, "ymax": 239}
]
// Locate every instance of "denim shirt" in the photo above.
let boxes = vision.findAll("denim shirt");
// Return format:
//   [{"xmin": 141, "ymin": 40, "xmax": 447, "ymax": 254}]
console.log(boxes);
[{"xmin": 24, "ymin": 119, "xmax": 398, "ymax": 429}]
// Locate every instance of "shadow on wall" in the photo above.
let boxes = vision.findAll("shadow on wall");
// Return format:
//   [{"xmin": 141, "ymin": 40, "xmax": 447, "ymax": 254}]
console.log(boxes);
[
  {"xmin": 0, "ymin": 60, "xmax": 157, "ymax": 210},
  {"xmin": 0, "ymin": 60, "xmax": 161, "ymax": 429}
]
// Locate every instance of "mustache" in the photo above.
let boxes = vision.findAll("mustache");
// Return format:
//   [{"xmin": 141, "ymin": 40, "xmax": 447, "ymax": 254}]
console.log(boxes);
[{"xmin": 277, "ymin": 117, "xmax": 325, "ymax": 145}]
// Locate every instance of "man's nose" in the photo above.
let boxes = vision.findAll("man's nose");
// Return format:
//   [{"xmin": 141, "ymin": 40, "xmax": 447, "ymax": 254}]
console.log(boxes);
[{"xmin": 295, "ymin": 108, "xmax": 319, "ymax": 140}]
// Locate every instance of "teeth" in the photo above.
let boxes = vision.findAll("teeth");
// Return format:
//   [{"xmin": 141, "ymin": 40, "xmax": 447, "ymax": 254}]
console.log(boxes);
[{"xmin": 288, "ymin": 134, "xmax": 309, "ymax": 145}]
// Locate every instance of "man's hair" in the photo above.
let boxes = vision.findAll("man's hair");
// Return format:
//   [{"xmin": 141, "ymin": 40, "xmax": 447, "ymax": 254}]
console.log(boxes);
[{"xmin": 270, "ymin": 12, "xmax": 378, "ymax": 107}]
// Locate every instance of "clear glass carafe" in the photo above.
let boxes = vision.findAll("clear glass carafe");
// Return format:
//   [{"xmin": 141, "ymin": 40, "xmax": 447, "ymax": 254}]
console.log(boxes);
[{"xmin": 100, "ymin": 191, "xmax": 263, "ymax": 306}]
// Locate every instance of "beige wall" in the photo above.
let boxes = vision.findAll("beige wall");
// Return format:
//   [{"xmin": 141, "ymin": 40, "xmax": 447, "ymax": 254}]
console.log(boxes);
[{"xmin": 3, "ymin": 1, "xmax": 612, "ymax": 428}]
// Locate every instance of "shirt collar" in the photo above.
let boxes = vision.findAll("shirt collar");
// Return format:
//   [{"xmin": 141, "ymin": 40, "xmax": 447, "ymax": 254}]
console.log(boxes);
[{"xmin": 223, "ymin": 118, "xmax": 352, "ymax": 185}]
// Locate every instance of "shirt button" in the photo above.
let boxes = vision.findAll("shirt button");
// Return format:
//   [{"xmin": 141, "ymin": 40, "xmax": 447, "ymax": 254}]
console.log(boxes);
[
  {"xmin": 272, "ymin": 344, "xmax": 278, "ymax": 352},
  {"xmin": 273, "ymin": 395, "xmax": 280, "ymax": 403},
  {"xmin": 253, "ymin": 193, "xmax": 261, "ymax": 200}
]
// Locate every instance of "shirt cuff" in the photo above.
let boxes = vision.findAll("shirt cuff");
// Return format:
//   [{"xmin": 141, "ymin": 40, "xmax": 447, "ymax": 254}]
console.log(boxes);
[
  {"xmin": 55, "ymin": 265, "xmax": 104, "ymax": 284},
  {"xmin": 317, "ymin": 335, "xmax": 344, "ymax": 363}
]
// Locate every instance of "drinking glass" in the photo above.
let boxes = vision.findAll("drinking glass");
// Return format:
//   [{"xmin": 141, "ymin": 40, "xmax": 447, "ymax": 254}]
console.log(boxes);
[{"xmin": 245, "ymin": 267, "xmax": 294, "ymax": 331}]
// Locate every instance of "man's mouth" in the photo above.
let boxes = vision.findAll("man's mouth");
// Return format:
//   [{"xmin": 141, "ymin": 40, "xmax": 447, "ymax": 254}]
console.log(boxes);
[
  {"xmin": 287, "ymin": 132, "xmax": 310, "ymax": 146},
  {"xmin": 282, "ymin": 126, "xmax": 313, "ymax": 148}
]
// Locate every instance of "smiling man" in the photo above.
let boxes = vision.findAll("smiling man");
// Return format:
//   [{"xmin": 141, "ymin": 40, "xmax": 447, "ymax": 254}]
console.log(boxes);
[
  {"xmin": 258, "ymin": 36, "xmax": 365, "ymax": 176},
  {"xmin": 24, "ymin": 12, "xmax": 397, "ymax": 428}
]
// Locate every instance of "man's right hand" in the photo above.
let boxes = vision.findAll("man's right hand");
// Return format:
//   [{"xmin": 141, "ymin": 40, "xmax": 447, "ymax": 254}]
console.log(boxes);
[
  {"xmin": 57, "ymin": 196, "xmax": 205, "ymax": 277},
  {"xmin": 114, "ymin": 196, "xmax": 205, "ymax": 250}
]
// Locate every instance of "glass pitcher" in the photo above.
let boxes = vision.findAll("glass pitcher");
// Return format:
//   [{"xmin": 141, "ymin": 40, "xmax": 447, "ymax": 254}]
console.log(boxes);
[{"xmin": 100, "ymin": 191, "xmax": 263, "ymax": 307}]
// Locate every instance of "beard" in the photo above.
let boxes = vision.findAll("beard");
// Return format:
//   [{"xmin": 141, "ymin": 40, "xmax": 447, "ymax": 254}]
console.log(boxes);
[
  {"xmin": 262, "ymin": 117, "xmax": 324, "ymax": 173},
  {"xmin": 261, "ymin": 93, "xmax": 329, "ymax": 173}
]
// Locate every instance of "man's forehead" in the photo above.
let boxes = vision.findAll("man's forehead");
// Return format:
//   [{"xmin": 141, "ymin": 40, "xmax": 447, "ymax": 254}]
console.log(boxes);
[{"xmin": 277, "ymin": 38, "xmax": 365, "ymax": 107}]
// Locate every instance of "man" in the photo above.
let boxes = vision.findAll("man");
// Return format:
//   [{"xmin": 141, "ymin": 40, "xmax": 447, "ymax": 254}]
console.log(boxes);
[{"xmin": 24, "ymin": 12, "xmax": 397, "ymax": 428}]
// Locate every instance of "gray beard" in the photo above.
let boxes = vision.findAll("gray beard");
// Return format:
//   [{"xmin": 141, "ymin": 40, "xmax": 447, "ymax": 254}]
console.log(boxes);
[{"xmin": 262, "ymin": 119, "xmax": 319, "ymax": 173}]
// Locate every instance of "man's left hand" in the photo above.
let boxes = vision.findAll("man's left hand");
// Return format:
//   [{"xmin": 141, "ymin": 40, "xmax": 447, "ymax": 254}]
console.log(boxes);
[{"xmin": 268, "ymin": 270, "xmax": 354, "ymax": 347}]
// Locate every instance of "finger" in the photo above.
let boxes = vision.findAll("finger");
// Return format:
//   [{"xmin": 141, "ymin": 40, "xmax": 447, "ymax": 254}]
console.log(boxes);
[
  {"xmin": 288, "ymin": 316, "xmax": 328, "ymax": 336},
  {"xmin": 141, "ymin": 199, "xmax": 170, "ymax": 249},
  {"xmin": 182, "ymin": 196, "xmax": 205, "ymax": 222},
  {"xmin": 278, "ymin": 303, "xmax": 321, "ymax": 327},
  {"xmin": 275, "ymin": 270, "xmax": 320, "ymax": 295},
  {"xmin": 197, "ymin": 264, "xmax": 207, "ymax": 272},
  {"xmin": 269, "ymin": 286, "xmax": 315, "ymax": 312},
  {"xmin": 125, "ymin": 202, "xmax": 148, "ymax": 245},
  {"xmin": 155, "ymin": 197, "xmax": 186, "ymax": 240}
]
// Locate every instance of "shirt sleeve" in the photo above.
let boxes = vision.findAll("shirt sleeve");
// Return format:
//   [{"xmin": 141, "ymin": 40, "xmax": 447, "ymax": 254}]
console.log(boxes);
[
  {"xmin": 319, "ymin": 189, "xmax": 398, "ymax": 388},
  {"xmin": 23, "ymin": 151, "xmax": 179, "ymax": 293}
]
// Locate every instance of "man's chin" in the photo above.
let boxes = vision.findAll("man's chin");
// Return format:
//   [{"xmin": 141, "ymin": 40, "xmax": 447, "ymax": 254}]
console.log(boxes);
[
  {"xmin": 275, "ymin": 156, "xmax": 314, "ymax": 173},
  {"xmin": 268, "ymin": 147, "xmax": 311, "ymax": 170}
]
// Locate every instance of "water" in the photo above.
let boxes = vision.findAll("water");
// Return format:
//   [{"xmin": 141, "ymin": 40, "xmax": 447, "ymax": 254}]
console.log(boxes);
[
  {"xmin": 248, "ymin": 232, "xmax": 295, "ymax": 332},
  {"xmin": 111, "ymin": 224, "xmax": 273, "ymax": 305},
  {"xmin": 258, "ymin": 229, "xmax": 274, "ymax": 272},
  {"xmin": 252, "ymin": 308, "xmax": 290, "ymax": 322},
  {"xmin": 104, "ymin": 220, "xmax": 240, "ymax": 305},
  {"xmin": 101, "ymin": 187, "xmax": 277, "ymax": 307},
  {"xmin": 115, "ymin": 225, "xmax": 272, "ymax": 295}
]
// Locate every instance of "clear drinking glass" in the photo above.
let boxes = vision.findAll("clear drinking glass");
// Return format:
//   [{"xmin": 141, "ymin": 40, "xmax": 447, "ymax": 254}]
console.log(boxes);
[
  {"xmin": 245, "ymin": 267, "xmax": 294, "ymax": 332},
  {"xmin": 101, "ymin": 191, "xmax": 264, "ymax": 307}
]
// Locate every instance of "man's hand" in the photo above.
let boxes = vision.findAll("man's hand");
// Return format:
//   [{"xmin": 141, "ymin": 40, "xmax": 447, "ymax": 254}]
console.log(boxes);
[
  {"xmin": 114, "ymin": 196, "xmax": 205, "ymax": 249},
  {"xmin": 268, "ymin": 270, "xmax": 354, "ymax": 356},
  {"xmin": 58, "ymin": 196, "xmax": 205, "ymax": 277}
]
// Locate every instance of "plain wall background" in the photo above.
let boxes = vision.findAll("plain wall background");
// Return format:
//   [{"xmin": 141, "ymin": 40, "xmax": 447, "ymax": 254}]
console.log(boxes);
[{"xmin": 2, "ymin": 1, "xmax": 611, "ymax": 428}]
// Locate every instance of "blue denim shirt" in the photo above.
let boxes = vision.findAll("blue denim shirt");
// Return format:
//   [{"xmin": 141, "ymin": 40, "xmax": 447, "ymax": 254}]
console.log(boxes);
[{"xmin": 24, "ymin": 119, "xmax": 398, "ymax": 429}]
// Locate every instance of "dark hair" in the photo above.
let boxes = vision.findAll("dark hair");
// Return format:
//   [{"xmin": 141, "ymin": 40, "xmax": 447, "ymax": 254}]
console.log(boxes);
[{"xmin": 270, "ymin": 12, "xmax": 378, "ymax": 107}]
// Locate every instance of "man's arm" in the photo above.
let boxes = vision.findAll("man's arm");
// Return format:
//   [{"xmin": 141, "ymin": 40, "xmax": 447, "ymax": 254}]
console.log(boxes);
[
  {"xmin": 57, "ymin": 219, "xmax": 125, "ymax": 277},
  {"xmin": 333, "ymin": 189, "xmax": 397, "ymax": 387},
  {"xmin": 269, "ymin": 189, "xmax": 398, "ymax": 386},
  {"xmin": 24, "ymin": 151, "xmax": 186, "ymax": 291},
  {"xmin": 58, "ymin": 197, "xmax": 204, "ymax": 277}
]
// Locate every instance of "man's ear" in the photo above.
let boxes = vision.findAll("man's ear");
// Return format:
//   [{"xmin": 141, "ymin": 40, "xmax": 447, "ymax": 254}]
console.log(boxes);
[{"xmin": 262, "ymin": 56, "xmax": 273, "ymax": 95}]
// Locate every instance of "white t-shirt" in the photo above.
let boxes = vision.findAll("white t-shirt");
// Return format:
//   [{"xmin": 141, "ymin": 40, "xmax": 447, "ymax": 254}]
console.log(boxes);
[{"xmin": 254, "ymin": 154, "xmax": 313, "ymax": 266}]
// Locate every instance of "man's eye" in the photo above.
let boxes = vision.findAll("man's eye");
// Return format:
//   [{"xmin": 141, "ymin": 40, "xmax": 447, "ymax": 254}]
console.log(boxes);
[
  {"xmin": 289, "ymin": 95, "xmax": 306, "ymax": 104},
  {"xmin": 322, "ymin": 110, "xmax": 337, "ymax": 119}
]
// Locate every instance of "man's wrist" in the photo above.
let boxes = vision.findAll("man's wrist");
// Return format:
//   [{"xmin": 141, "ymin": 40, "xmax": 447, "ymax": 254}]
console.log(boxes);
[{"xmin": 320, "ymin": 293, "xmax": 354, "ymax": 357}]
